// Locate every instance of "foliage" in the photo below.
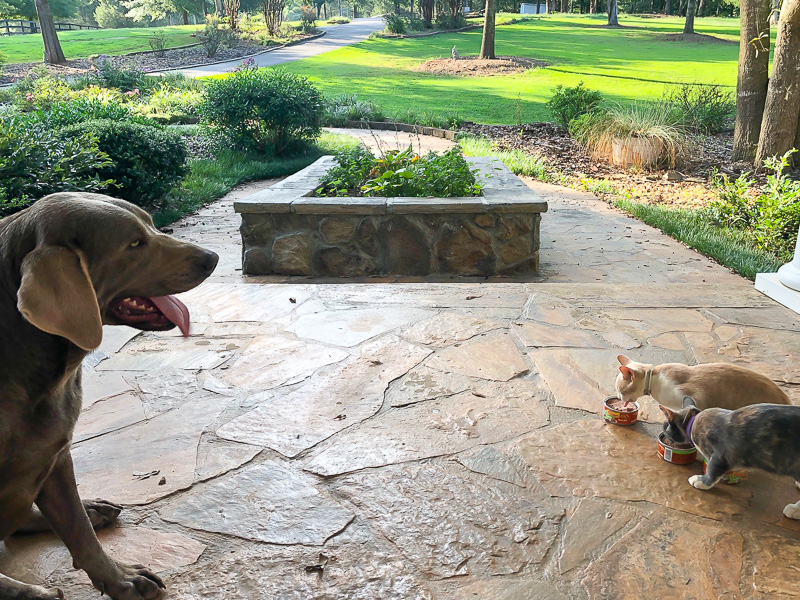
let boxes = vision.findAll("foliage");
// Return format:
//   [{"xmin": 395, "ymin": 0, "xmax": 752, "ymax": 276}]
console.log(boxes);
[
  {"xmin": 135, "ymin": 85, "xmax": 202, "ymax": 121},
  {"xmin": 224, "ymin": 0, "xmax": 241, "ymax": 28},
  {"xmin": 262, "ymin": 0, "xmax": 285, "ymax": 34},
  {"xmin": 58, "ymin": 119, "xmax": 188, "ymax": 209},
  {"xmin": 200, "ymin": 67, "xmax": 322, "ymax": 155},
  {"xmin": 197, "ymin": 15, "xmax": 236, "ymax": 58},
  {"xmin": 327, "ymin": 16, "xmax": 349, "ymax": 23},
  {"xmin": 25, "ymin": 97, "xmax": 156, "ymax": 129},
  {"xmin": 458, "ymin": 135, "xmax": 551, "ymax": 181},
  {"xmin": 705, "ymin": 151, "xmax": 800, "ymax": 261},
  {"xmin": 317, "ymin": 146, "xmax": 482, "ymax": 197},
  {"xmin": 546, "ymin": 82, "xmax": 604, "ymax": 128},
  {"xmin": 298, "ymin": 4, "xmax": 316, "ymax": 32},
  {"xmin": 0, "ymin": 117, "xmax": 112, "ymax": 215},
  {"xmin": 392, "ymin": 107, "xmax": 463, "ymax": 129},
  {"xmin": 569, "ymin": 102, "xmax": 690, "ymax": 168},
  {"xmin": 384, "ymin": 13, "xmax": 405, "ymax": 34},
  {"xmin": 663, "ymin": 83, "xmax": 735, "ymax": 134},
  {"xmin": 322, "ymin": 93, "xmax": 385, "ymax": 125},
  {"xmin": 123, "ymin": 0, "xmax": 204, "ymax": 22},
  {"xmin": 92, "ymin": 57, "xmax": 154, "ymax": 93},
  {"xmin": 149, "ymin": 30, "xmax": 168, "ymax": 57},
  {"xmin": 94, "ymin": 0, "xmax": 134, "ymax": 27},
  {"xmin": 12, "ymin": 74, "xmax": 73, "ymax": 110},
  {"xmin": 434, "ymin": 10, "xmax": 466, "ymax": 29}
]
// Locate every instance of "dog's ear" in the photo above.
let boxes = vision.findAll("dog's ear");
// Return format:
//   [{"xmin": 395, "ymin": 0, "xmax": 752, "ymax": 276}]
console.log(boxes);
[
  {"xmin": 619, "ymin": 365, "xmax": 634, "ymax": 381},
  {"xmin": 17, "ymin": 247, "xmax": 103, "ymax": 351},
  {"xmin": 617, "ymin": 354, "xmax": 631, "ymax": 366}
]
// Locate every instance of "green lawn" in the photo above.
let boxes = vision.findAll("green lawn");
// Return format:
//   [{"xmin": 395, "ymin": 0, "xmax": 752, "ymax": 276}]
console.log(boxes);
[
  {"xmin": 279, "ymin": 14, "xmax": 763, "ymax": 124},
  {"xmin": 0, "ymin": 25, "xmax": 198, "ymax": 64}
]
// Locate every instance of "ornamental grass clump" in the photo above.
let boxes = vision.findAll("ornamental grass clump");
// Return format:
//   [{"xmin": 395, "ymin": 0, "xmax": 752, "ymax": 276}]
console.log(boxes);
[{"xmin": 570, "ymin": 102, "xmax": 691, "ymax": 168}]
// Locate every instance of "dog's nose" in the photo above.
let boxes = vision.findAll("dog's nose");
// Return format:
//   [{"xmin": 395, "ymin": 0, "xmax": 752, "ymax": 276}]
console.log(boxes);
[{"xmin": 200, "ymin": 250, "xmax": 219, "ymax": 276}]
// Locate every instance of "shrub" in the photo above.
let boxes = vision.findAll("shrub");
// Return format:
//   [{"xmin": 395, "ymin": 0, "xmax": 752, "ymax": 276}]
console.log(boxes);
[
  {"xmin": 58, "ymin": 119, "xmax": 188, "ymax": 208},
  {"xmin": 318, "ymin": 146, "xmax": 376, "ymax": 194},
  {"xmin": 322, "ymin": 93, "xmax": 385, "ymax": 126},
  {"xmin": 198, "ymin": 16, "xmax": 236, "ymax": 58},
  {"xmin": 25, "ymin": 97, "xmax": 157, "ymax": 130},
  {"xmin": 200, "ymin": 67, "xmax": 322, "ymax": 155},
  {"xmin": 664, "ymin": 83, "xmax": 735, "ymax": 135},
  {"xmin": 0, "ymin": 118, "xmax": 112, "ymax": 215},
  {"xmin": 13, "ymin": 75, "xmax": 73, "ymax": 110},
  {"xmin": 136, "ymin": 86, "xmax": 203, "ymax": 122},
  {"xmin": 327, "ymin": 16, "xmax": 350, "ymax": 23},
  {"xmin": 299, "ymin": 5, "xmax": 317, "ymax": 32},
  {"xmin": 569, "ymin": 102, "xmax": 690, "ymax": 168},
  {"xmin": 384, "ymin": 14, "xmax": 406, "ymax": 34},
  {"xmin": 92, "ymin": 58, "xmax": 156, "ymax": 94},
  {"xmin": 546, "ymin": 82, "xmax": 604, "ymax": 127},
  {"xmin": 434, "ymin": 12, "xmax": 467, "ymax": 29}
]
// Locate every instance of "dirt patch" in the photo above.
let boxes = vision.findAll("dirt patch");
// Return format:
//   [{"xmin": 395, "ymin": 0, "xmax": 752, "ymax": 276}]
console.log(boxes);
[
  {"xmin": 413, "ymin": 55, "xmax": 548, "ymax": 77},
  {"xmin": 459, "ymin": 121, "xmax": 756, "ymax": 209},
  {"xmin": 657, "ymin": 32, "xmax": 736, "ymax": 45}
]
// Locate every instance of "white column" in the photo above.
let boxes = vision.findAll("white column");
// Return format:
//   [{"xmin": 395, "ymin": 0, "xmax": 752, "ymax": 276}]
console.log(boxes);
[{"xmin": 755, "ymin": 224, "xmax": 800, "ymax": 314}]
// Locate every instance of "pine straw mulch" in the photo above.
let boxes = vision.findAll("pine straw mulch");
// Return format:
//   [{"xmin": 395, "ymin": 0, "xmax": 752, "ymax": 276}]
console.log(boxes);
[
  {"xmin": 413, "ymin": 55, "xmax": 549, "ymax": 77},
  {"xmin": 460, "ymin": 122, "xmax": 757, "ymax": 208},
  {"xmin": 656, "ymin": 32, "xmax": 737, "ymax": 44}
]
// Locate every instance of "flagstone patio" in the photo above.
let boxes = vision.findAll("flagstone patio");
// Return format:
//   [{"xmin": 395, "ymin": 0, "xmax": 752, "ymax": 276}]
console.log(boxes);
[{"xmin": 2, "ymin": 134, "xmax": 800, "ymax": 599}]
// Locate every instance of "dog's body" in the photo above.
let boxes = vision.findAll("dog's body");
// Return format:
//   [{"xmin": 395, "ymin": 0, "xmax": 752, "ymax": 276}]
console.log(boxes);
[
  {"xmin": 0, "ymin": 193, "xmax": 217, "ymax": 600},
  {"xmin": 659, "ymin": 400, "xmax": 800, "ymax": 520},
  {"xmin": 614, "ymin": 354, "xmax": 791, "ymax": 411}
]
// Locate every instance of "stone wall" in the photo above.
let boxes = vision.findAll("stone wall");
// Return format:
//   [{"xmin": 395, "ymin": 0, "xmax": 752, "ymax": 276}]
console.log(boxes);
[{"xmin": 235, "ymin": 157, "xmax": 547, "ymax": 277}]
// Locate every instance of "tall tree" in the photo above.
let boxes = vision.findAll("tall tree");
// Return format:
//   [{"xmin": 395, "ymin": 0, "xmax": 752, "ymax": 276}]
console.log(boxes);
[
  {"xmin": 607, "ymin": 0, "xmax": 617, "ymax": 24},
  {"xmin": 683, "ymin": 0, "xmax": 696, "ymax": 31},
  {"xmin": 755, "ymin": 0, "xmax": 800, "ymax": 165},
  {"xmin": 34, "ymin": 0, "xmax": 65, "ymax": 64},
  {"xmin": 421, "ymin": 0, "xmax": 432, "ymax": 25},
  {"xmin": 480, "ymin": 0, "xmax": 496, "ymax": 58},
  {"xmin": 732, "ymin": 0, "xmax": 771, "ymax": 160}
]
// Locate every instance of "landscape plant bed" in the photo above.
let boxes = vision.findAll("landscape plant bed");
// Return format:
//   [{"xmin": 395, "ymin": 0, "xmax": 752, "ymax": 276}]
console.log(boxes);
[
  {"xmin": 234, "ymin": 155, "xmax": 547, "ymax": 277},
  {"xmin": 414, "ymin": 56, "xmax": 549, "ymax": 77}
]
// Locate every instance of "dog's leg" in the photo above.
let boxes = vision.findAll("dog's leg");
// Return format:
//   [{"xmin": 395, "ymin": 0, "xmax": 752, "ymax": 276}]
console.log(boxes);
[
  {"xmin": 0, "ymin": 573, "xmax": 63, "ymax": 599},
  {"xmin": 34, "ymin": 451, "xmax": 166, "ymax": 600},
  {"xmin": 689, "ymin": 458, "xmax": 728, "ymax": 490},
  {"xmin": 13, "ymin": 499, "xmax": 122, "ymax": 535}
]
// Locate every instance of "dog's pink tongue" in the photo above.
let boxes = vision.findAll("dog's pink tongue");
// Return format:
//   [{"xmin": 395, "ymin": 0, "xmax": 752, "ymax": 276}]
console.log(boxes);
[{"xmin": 151, "ymin": 295, "xmax": 191, "ymax": 337}]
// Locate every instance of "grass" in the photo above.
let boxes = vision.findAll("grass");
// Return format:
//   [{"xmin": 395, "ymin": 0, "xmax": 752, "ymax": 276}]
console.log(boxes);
[
  {"xmin": 0, "ymin": 25, "xmax": 199, "ymax": 64},
  {"xmin": 153, "ymin": 130, "xmax": 359, "ymax": 226},
  {"xmin": 276, "ymin": 13, "xmax": 770, "ymax": 124},
  {"xmin": 458, "ymin": 135, "xmax": 551, "ymax": 180},
  {"xmin": 614, "ymin": 199, "xmax": 783, "ymax": 280}
]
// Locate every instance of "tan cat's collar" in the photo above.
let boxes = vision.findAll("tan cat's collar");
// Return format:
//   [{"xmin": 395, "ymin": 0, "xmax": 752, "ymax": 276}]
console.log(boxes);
[{"xmin": 644, "ymin": 369, "xmax": 653, "ymax": 396}]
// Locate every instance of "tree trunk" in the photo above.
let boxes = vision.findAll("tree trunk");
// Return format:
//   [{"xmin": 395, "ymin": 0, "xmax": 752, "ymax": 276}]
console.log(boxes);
[
  {"xmin": 561, "ymin": 0, "xmax": 568, "ymax": 11},
  {"xmin": 182, "ymin": 8, "xmax": 189, "ymax": 23},
  {"xmin": 732, "ymin": 0, "xmax": 771, "ymax": 160},
  {"xmin": 480, "ymin": 0, "xmax": 496, "ymax": 58},
  {"xmin": 770, "ymin": 0, "xmax": 780, "ymax": 23},
  {"xmin": 33, "ymin": 0, "xmax": 65, "ymax": 64},
  {"xmin": 215, "ymin": 0, "xmax": 224, "ymax": 16},
  {"xmin": 590, "ymin": 0, "xmax": 596, "ymax": 12},
  {"xmin": 755, "ymin": 0, "xmax": 800, "ymax": 165},
  {"xmin": 664, "ymin": 0, "xmax": 670, "ymax": 13},
  {"xmin": 696, "ymin": 0, "xmax": 704, "ymax": 15},
  {"xmin": 683, "ymin": 0, "xmax": 696, "ymax": 32},
  {"xmin": 607, "ymin": 0, "xmax": 618, "ymax": 25}
]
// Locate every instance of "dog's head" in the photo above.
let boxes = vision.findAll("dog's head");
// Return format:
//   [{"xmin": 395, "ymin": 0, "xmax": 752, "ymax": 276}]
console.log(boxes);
[{"xmin": 12, "ymin": 193, "xmax": 218, "ymax": 351}]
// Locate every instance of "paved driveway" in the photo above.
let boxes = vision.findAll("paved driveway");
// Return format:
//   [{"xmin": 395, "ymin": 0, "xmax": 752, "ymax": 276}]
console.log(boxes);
[{"xmin": 178, "ymin": 16, "xmax": 384, "ymax": 77}]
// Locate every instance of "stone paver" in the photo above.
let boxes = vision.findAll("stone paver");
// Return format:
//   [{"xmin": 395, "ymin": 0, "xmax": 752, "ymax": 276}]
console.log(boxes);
[{"xmin": 3, "ymin": 131, "xmax": 800, "ymax": 599}]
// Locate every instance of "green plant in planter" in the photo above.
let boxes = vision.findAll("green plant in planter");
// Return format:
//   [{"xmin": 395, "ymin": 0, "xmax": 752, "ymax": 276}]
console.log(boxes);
[
  {"xmin": 200, "ymin": 67, "xmax": 323, "ymax": 155},
  {"xmin": 569, "ymin": 102, "xmax": 690, "ymax": 168}
]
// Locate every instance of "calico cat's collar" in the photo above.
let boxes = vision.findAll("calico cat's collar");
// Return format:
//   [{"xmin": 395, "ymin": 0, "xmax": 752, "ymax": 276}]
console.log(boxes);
[
  {"xmin": 643, "ymin": 369, "xmax": 653, "ymax": 396},
  {"xmin": 685, "ymin": 414, "xmax": 697, "ymax": 441}
]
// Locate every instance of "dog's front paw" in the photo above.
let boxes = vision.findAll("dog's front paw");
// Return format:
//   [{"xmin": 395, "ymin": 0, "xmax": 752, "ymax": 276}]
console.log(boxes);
[
  {"xmin": 784, "ymin": 503, "xmax": 800, "ymax": 520},
  {"xmin": 689, "ymin": 475, "xmax": 712, "ymax": 490},
  {"xmin": 93, "ymin": 563, "xmax": 165, "ymax": 600},
  {"xmin": 84, "ymin": 498, "xmax": 123, "ymax": 530}
]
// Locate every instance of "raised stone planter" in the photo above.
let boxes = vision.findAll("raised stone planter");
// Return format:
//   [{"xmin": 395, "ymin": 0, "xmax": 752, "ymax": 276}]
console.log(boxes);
[{"xmin": 234, "ymin": 156, "xmax": 547, "ymax": 277}]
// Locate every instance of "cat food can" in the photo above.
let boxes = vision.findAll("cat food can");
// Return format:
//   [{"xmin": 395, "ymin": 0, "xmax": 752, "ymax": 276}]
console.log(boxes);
[
  {"xmin": 702, "ymin": 458, "xmax": 747, "ymax": 485},
  {"xmin": 603, "ymin": 396, "xmax": 639, "ymax": 426},
  {"xmin": 657, "ymin": 432, "xmax": 697, "ymax": 465}
]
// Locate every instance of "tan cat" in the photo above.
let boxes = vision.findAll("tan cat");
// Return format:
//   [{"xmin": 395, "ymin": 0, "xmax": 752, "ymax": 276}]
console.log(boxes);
[{"xmin": 614, "ymin": 355, "xmax": 791, "ymax": 411}]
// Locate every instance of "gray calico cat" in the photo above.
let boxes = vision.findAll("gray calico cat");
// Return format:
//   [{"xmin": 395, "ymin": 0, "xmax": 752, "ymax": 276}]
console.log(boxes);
[{"xmin": 659, "ymin": 397, "xmax": 800, "ymax": 520}]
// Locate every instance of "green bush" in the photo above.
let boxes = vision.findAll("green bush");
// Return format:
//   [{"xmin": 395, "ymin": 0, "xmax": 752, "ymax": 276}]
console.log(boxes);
[
  {"xmin": 91, "ymin": 57, "xmax": 154, "ymax": 93},
  {"xmin": 327, "ymin": 16, "xmax": 350, "ymax": 24},
  {"xmin": 322, "ymin": 94, "xmax": 385, "ymax": 126},
  {"xmin": 434, "ymin": 12, "xmax": 467, "ymax": 29},
  {"xmin": 200, "ymin": 67, "xmax": 323, "ymax": 155},
  {"xmin": 0, "ymin": 118, "xmax": 112, "ymax": 215},
  {"xmin": 58, "ymin": 119, "xmax": 188, "ymax": 208},
  {"xmin": 26, "ymin": 98, "xmax": 157, "ymax": 130},
  {"xmin": 299, "ymin": 5, "xmax": 317, "ymax": 32},
  {"xmin": 136, "ymin": 86, "xmax": 203, "ymax": 122},
  {"xmin": 705, "ymin": 151, "xmax": 800, "ymax": 262},
  {"xmin": 384, "ymin": 14, "xmax": 406, "ymax": 34},
  {"xmin": 317, "ymin": 146, "xmax": 482, "ymax": 198},
  {"xmin": 664, "ymin": 83, "xmax": 734, "ymax": 135},
  {"xmin": 547, "ymin": 82, "xmax": 604, "ymax": 127},
  {"xmin": 197, "ymin": 16, "xmax": 237, "ymax": 58},
  {"xmin": 13, "ymin": 75, "xmax": 73, "ymax": 110}
]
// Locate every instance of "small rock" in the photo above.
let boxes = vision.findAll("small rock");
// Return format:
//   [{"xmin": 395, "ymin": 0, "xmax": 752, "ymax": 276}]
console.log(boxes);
[{"xmin": 664, "ymin": 170, "xmax": 683, "ymax": 182}]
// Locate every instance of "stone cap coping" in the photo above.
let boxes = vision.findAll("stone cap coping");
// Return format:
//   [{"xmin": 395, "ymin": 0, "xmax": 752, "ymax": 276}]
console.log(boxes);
[{"xmin": 234, "ymin": 156, "xmax": 549, "ymax": 215}]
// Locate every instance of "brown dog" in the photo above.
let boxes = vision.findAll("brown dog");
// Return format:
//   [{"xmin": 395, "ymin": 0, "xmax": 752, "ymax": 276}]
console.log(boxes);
[{"xmin": 0, "ymin": 193, "xmax": 218, "ymax": 599}]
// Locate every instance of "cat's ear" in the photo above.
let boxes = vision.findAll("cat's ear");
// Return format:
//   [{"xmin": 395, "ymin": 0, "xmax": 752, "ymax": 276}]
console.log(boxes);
[
  {"xmin": 682, "ymin": 396, "xmax": 697, "ymax": 408},
  {"xmin": 658, "ymin": 404, "xmax": 677, "ymax": 420},
  {"xmin": 617, "ymin": 355, "xmax": 631, "ymax": 366},
  {"xmin": 619, "ymin": 365, "xmax": 635, "ymax": 381}
]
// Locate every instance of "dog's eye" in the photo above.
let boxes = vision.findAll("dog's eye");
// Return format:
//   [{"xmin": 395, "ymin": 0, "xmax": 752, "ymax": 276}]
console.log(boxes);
[{"xmin": 129, "ymin": 239, "xmax": 144, "ymax": 248}]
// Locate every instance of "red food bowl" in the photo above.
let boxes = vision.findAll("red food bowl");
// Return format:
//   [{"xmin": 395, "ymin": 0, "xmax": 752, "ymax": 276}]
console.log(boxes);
[
  {"xmin": 603, "ymin": 396, "xmax": 639, "ymax": 426},
  {"xmin": 657, "ymin": 432, "xmax": 697, "ymax": 465}
]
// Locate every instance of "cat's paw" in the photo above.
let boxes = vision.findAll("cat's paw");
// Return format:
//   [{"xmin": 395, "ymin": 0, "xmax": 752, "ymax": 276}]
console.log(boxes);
[
  {"xmin": 689, "ymin": 475, "xmax": 712, "ymax": 490},
  {"xmin": 783, "ymin": 503, "xmax": 800, "ymax": 520},
  {"xmin": 795, "ymin": 480, "xmax": 800, "ymax": 490}
]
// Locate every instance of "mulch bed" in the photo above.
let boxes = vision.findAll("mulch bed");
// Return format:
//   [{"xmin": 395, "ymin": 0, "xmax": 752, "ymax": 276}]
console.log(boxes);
[
  {"xmin": 657, "ymin": 32, "xmax": 736, "ymax": 44},
  {"xmin": 414, "ymin": 55, "xmax": 549, "ymax": 77},
  {"xmin": 460, "ymin": 122, "xmax": 756, "ymax": 208},
  {"xmin": 0, "ymin": 34, "xmax": 316, "ymax": 84}
]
